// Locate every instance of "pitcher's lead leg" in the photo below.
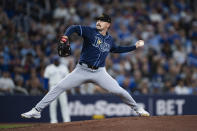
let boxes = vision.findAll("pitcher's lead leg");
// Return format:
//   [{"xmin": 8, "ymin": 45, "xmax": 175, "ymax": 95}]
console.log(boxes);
[{"xmin": 94, "ymin": 68, "xmax": 150, "ymax": 116}]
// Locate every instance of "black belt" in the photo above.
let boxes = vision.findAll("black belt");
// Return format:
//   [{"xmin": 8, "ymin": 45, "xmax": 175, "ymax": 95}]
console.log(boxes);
[{"xmin": 79, "ymin": 62, "xmax": 99, "ymax": 70}]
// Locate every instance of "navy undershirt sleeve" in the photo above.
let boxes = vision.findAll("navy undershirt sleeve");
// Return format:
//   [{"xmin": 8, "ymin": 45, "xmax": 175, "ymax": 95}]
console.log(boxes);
[
  {"xmin": 64, "ymin": 25, "xmax": 82, "ymax": 36},
  {"xmin": 64, "ymin": 25, "xmax": 92, "ymax": 38},
  {"xmin": 110, "ymin": 41, "xmax": 137, "ymax": 53}
]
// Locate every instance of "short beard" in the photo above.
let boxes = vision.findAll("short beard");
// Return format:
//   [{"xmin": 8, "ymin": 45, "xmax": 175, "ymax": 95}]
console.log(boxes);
[
  {"xmin": 96, "ymin": 26, "xmax": 103, "ymax": 31},
  {"xmin": 97, "ymin": 28, "xmax": 102, "ymax": 31}
]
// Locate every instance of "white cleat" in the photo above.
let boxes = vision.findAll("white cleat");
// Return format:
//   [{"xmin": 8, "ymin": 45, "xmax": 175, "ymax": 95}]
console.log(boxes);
[
  {"xmin": 21, "ymin": 108, "xmax": 41, "ymax": 119},
  {"xmin": 135, "ymin": 107, "xmax": 150, "ymax": 117}
]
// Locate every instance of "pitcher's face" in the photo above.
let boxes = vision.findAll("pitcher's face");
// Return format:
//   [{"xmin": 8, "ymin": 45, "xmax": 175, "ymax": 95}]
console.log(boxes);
[{"xmin": 96, "ymin": 20, "xmax": 110, "ymax": 31}]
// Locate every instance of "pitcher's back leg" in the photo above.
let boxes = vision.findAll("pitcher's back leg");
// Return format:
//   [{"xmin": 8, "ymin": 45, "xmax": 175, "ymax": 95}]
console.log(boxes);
[{"xmin": 35, "ymin": 67, "xmax": 87, "ymax": 112}]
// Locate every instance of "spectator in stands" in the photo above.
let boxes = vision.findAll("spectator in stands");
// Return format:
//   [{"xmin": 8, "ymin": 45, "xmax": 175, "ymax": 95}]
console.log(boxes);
[
  {"xmin": 0, "ymin": 71, "xmax": 15, "ymax": 95},
  {"xmin": 53, "ymin": 0, "xmax": 70, "ymax": 21},
  {"xmin": 138, "ymin": 78, "xmax": 150, "ymax": 94},
  {"xmin": 152, "ymin": 66, "xmax": 165, "ymax": 94},
  {"xmin": 173, "ymin": 43, "xmax": 186, "ymax": 64},
  {"xmin": 174, "ymin": 79, "xmax": 192, "ymax": 95},
  {"xmin": 26, "ymin": 68, "xmax": 46, "ymax": 96},
  {"xmin": 79, "ymin": 83, "xmax": 94, "ymax": 95},
  {"xmin": 163, "ymin": 79, "xmax": 174, "ymax": 94},
  {"xmin": 13, "ymin": 74, "xmax": 28, "ymax": 95}
]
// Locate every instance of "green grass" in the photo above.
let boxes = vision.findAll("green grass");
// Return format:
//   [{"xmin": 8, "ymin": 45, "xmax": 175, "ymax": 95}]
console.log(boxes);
[{"xmin": 0, "ymin": 124, "xmax": 33, "ymax": 129}]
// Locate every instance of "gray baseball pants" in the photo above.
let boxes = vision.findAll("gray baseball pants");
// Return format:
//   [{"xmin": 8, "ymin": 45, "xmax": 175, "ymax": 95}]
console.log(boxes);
[{"xmin": 35, "ymin": 64, "xmax": 138, "ymax": 111}]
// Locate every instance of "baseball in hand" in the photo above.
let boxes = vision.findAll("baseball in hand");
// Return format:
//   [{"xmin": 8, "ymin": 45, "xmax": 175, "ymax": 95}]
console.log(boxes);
[{"xmin": 136, "ymin": 40, "xmax": 144, "ymax": 48}]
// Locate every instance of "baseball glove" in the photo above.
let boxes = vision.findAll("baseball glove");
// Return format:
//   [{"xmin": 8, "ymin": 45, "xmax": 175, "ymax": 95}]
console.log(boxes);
[{"xmin": 57, "ymin": 36, "xmax": 71, "ymax": 57}]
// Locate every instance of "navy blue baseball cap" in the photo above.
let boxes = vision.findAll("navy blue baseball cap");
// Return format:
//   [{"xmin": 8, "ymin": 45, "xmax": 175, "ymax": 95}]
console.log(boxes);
[
  {"xmin": 52, "ymin": 55, "xmax": 60, "ymax": 62},
  {"xmin": 96, "ymin": 13, "xmax": 111, "ymax": 23}
]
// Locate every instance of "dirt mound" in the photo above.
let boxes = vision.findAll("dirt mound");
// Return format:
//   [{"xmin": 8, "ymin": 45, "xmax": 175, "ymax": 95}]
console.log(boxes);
[{"xmin": 3, "ymin": 115, "xmax": 197, "ymax": 131}]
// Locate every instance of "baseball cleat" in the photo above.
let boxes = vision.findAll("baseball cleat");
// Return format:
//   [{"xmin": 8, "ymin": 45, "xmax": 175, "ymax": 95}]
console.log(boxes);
[
  {"xmin": 135, "ymin": 107, "xmax": 150, "ymax": 117},
  {"xmin": 21, "ymin": 108, "xmax": 41, "ymax": 119}
]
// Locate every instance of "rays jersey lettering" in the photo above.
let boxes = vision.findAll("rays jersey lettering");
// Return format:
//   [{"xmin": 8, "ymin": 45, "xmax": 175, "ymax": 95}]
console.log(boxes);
[{"xmin": 92, "ymin": 36, "xmax": 110, "ymax": 52}]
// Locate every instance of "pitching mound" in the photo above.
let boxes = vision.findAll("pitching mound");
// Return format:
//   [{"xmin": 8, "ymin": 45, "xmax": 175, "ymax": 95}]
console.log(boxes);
[{"xmin": 3, "ymin": 115, "xmax": 197, "ymax": 131}]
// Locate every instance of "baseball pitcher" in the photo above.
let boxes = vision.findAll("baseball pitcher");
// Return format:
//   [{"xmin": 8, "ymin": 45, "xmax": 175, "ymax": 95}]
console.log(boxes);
[{"xmin": 21, "ymin": 14, "xmax": 150, "ymax": 119}]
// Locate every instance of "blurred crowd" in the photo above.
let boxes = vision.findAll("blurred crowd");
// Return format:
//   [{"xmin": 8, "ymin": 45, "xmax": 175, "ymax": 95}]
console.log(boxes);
[{"xmin": 0, "ymin": 0, "xmax": 197, "ymax": 96}]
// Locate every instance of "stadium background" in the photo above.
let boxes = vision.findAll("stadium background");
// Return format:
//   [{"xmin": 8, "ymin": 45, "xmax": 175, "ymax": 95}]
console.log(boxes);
[{"xmin": 0, "ymin": 0, "xmax": 197, "ymax": 123}]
